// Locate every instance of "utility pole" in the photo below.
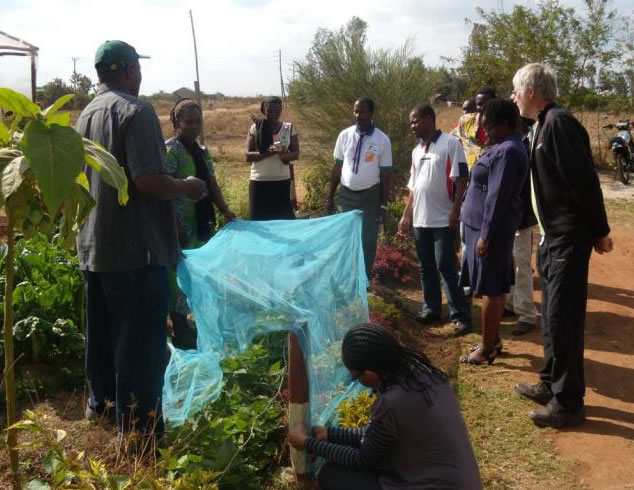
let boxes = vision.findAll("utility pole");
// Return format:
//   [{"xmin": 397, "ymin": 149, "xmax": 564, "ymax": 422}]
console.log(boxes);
[
  {"xmin": 189, "ymin": 9, "xmax": 205, "ymax": 144},
  {"xmin": 278, "ymin": 49, "xmax": 287, "ymax": 107},
  {"xmin": 72, "ymin": 57, "xmax": 78, "ymax": 91}
]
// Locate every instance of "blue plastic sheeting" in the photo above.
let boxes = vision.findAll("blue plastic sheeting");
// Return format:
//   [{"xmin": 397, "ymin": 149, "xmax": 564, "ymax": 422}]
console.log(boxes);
[{"xmin": 163, "ymin": 211, "xmax": 369, "ymax": 427}]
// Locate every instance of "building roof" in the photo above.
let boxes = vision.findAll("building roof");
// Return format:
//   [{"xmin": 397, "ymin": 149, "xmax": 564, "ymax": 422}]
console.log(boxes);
[{"xmin": 0, "ymin": 30, "xmax": 39, "ymax": 57}]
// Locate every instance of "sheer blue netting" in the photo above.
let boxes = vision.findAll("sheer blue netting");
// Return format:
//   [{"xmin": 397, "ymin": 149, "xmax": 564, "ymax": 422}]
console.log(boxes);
[{"xmin": 163, "ymin": 211, "xmax": 369, "ymax": 426}]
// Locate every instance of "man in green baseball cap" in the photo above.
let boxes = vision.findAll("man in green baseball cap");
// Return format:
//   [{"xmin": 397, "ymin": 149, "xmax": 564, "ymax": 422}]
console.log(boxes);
[
  {"xmin": 77, "ymin": 40, "xmax": 208, "ymax": 450},
  {"xmin": 94, "ymin": 40, "xmax": 150, "ymax": 73}
]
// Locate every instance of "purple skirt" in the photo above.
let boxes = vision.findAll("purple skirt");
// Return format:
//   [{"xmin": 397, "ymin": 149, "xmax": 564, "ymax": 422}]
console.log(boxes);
[{"xmin": 460, "ymin": 224, "xmax": 515, "ymax": 297}]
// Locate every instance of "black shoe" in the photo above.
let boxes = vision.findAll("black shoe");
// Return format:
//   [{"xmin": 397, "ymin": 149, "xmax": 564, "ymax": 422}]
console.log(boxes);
[
  {"xmin": 515, "ymin": 382, "xmax": 553, "ymax": 405},
  {"xmin": 511, "ymin": 321, "xmax": 535, "ymax": 336},
  {"xmin": 453, "ymin": 321, "xmax": 473, "ymax": 337},
  {"xmin": 529, "ymin": 401, "xmax": 585, "ymax": 428},
  {"xmin": 415, "ymin": 312, "xmax": 440, "ymax": 324},
  {"xmin": 503, "ymin": 308, "xmax": 516, "ymax": 318}
]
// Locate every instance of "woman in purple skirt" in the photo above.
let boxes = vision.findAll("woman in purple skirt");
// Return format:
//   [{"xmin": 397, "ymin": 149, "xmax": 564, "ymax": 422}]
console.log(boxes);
[{"xmin": 460, "ymin": 98, "xmax": 529, "ymax": 365}]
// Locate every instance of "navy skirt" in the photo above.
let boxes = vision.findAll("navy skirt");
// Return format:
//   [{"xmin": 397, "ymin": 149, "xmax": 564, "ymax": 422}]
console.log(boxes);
[{"xmin": 460, "ymin": 224, "xmax": 515, "ymax": 297}]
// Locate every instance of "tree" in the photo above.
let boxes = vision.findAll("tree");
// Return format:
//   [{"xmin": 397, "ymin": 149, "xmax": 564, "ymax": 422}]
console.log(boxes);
[
  {"xmin": 289, "ymin": 17, "xmax": 445, "ymax": 193},
  {"xmin": 460, "ymin": 0, "xmax": 618, "ymax": 107},
  {"xmin": 0, "ymin": 88, "xmax": 128, "ymax": 488},
  {"xmin": 38, "ymin": 78, "xmax": 73, "ymax": 109}
]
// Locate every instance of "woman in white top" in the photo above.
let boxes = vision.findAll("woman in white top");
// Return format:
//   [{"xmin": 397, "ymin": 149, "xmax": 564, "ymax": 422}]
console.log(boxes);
[{"xmin": 245, "ymin": 96, "xmax": 300, "ymax": 220}]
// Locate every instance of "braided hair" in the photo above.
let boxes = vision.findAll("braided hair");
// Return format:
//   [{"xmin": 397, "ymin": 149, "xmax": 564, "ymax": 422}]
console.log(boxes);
[
  {"xmin": 342, "ymin": 323, "xmax": 446, "ymax": 405},
  {"xmin": 170, "ymin": 98, "xmax": 202, "ymax": 130}
]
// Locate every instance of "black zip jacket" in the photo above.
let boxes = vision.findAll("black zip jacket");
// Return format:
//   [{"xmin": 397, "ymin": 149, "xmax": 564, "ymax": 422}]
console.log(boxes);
[{"xmin": 531, "ymin": 103, "xmax": 610, "ymax": 242}]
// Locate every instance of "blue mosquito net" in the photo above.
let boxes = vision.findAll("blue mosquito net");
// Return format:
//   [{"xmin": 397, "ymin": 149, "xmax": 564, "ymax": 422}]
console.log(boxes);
[{"xmin": 163, "ymin": 211, "xmax": 369, "ymax": 427}]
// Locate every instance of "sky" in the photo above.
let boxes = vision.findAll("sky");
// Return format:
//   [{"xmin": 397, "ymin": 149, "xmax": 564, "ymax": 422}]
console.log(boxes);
[{"xmin": 1, "ymin": 0, "xmax": 632, "ymax": 98}]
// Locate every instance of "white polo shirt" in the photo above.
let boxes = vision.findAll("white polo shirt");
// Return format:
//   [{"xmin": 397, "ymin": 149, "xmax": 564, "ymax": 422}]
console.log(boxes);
[
  {"xmin": 334, "ymin": 124, "xmax": 392, "ymax": 191},
  {"xmin": 407, "ymin": 130, "xmax": 468, "ymax": 228}
]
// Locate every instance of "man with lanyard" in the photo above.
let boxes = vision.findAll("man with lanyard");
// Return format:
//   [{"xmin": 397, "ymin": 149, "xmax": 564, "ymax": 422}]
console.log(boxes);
[
  {"xmin": 327, "ymin": 97, "xmax": 392, "ymax": 282},
  {"xmin": 399, "ymin": 104, "xmax": 472, "ymax": 336},
  {"xmin": 511, "ymin": 63, "xmax": 613, "ymax": 427},
  {"xmin": 76, "ymin": 40, "xmax": 207, "ymax": 447}
]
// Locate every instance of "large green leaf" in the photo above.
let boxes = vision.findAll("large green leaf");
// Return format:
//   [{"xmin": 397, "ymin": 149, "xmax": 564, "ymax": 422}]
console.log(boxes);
[
  {"xmin": 0, "ymin": 120, "xmax": 9, "ymax": 145},
  {"xmin": 0, "ymin": 156, "xmax": 28, "ymax": 206},
  {"xmin": 46, "ymin": 111, "xmax": 71, "ymax": 127},
  {"xmin": 0, "ymin": 87, "xmax": 41, "ymax": 118},
  {"xmin": 42, "ymin": 94, "xmax": 74, "ymax": 121},
  {"xmin": 83, "ymin": 138, "xmax": 129, "ymax": 205},
  {"xmin": 59, "ymin": 181, "xmax": 96, "ymax": 248},
  {"xmin": 22, "ymin": 121, "xmax": 85, "ymax": 213}
]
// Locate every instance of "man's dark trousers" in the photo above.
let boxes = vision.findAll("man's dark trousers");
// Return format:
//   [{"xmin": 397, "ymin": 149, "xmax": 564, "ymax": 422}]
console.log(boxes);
[
  {"xmin": 537, "ymin": 237, "xmax": 593, "ymax": 411},
  {"xmin": 413, "ymin": 226, "xmax": 472, "ymax": 323},
  {"xmin": 84, "ymin": 265, "xmax": 168, "ymax": 435}
]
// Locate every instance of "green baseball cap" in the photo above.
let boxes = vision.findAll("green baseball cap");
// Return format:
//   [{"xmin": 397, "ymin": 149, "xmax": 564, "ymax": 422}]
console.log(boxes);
[{"xmin": 94, "ymin": 40, "xmax": 150, "ymax": 73}]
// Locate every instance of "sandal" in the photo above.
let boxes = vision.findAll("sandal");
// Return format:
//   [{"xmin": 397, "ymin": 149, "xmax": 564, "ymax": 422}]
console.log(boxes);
[
  {"xmin": 461, "ymin": 346, "xmax": 498, "ymax": 365},
  {"xmin": 470, "ymin": 339, "xmax": 503, "ymax": 357}
]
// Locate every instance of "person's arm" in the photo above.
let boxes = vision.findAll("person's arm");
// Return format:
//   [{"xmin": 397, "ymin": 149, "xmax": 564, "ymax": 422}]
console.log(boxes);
[
  {"xmin": 448, "ymin": 139, "xmax": 469, "ymax": 229},
  {"xmin": 125, "ymin": 107, "xmax": 207, "ymax": 201},
  {"xmin": 398, "ymin": 191, "xmax": 414, "ymax": 235},
  {"xmin": 379, "ymin": 167, "xmax": 391, "ymax": 206},
  {"xmin": 135, "ymin": 174, "xmax": 207, "ymax": 201},
  {"xmin": 449, "ymin": 177, "xmax": 467, "ymax": 229},
  {"xmin": 280, "ymin": 133, "xmax": 300, "ymax": 163},
  {"xmin": 304, "ymin": 412, "xmax": 396, "ymax": 471},
  {"xmin": 208, "ymin": 175, "xmax": 235, "ymax": 222},
  {"xmin": 479, "ymin": 147, "xmax": 523, "ymax": 255},
  {"xmin": 549, "ymin": 115, "xmax": 612, "ymax": 246},
  {"xmin": 246, "ymin": 129, "xmax": 271, "ymax": 162},
  {"xmin": 326, "ymin": 427, "xmax": 366, "ymax": 448}
]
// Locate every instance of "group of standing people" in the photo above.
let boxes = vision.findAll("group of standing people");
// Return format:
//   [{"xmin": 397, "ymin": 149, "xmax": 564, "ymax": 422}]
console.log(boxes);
[{"xmin": 76, "ymin": 37, "xmax": 613, "ymax": 488}]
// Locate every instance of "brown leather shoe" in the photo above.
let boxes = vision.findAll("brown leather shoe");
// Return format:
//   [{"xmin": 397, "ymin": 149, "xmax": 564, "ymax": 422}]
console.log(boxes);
[
  {"xmin": 529, "ymin": 402, "xmax": 585, "ymax": 428},
  {"xmin": 515, "ymin": 382, "xmax": 553, "ymax": 405}
]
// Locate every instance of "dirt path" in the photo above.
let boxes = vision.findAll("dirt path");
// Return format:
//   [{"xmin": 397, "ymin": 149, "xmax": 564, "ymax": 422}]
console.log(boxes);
[{"xmin": 501, "ymin": 218, "xmax": 634, "ymax": 488}]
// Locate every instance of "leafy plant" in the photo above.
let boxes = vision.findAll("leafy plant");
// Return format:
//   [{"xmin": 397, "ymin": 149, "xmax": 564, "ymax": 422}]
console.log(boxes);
[
  {"xmin": 336, "ymin": 391, "xmax": 375, "ymax": 429},
  {"xmin": 0, "ymin": 234, "xmax": 84, "ymax": 367},
  {"xmin": 368, "ymin": 295, "xmax": 401, "ymax": 329},
  {"xmin": 372, "ymin": 245, "xmax": 412, "ymax": 285},
  {"xmin": 0, "ymin": 87, "xmax": 128, "ymax": 488},
  {"xmin": 300, "ymin": 159, "xmax": 331, "ymax": 212}
]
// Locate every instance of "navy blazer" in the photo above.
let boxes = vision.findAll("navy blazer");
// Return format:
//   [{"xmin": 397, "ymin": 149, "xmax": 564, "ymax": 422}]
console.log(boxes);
[{"xmin": 461, "ymin": 133, "xmax": 529, "ymax": 241}]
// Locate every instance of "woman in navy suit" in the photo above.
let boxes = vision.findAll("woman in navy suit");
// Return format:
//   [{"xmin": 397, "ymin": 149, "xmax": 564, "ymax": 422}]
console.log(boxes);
[{"xmin": 460, "ymin": 98, "xmax": 529, "ymax": 365}]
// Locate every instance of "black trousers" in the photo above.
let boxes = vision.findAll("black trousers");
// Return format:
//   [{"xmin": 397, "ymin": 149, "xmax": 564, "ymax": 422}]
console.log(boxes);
[
  {"xmin": 537, "ymin": 238, "xmax": 593, "ymax": 411},
  {"xmin": 248, "ymin": 179, "xmax": 295, "ymax": 221},
  {"xmin": 84, "ymin": 266, "xmax": 169, "ymax": 435},
  {"xmin": 317, "ymin": 463, "xmax": 382, "ymax": 490}
]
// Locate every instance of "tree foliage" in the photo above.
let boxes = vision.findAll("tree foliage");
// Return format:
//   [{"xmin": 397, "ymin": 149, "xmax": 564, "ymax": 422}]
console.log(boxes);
[
  {"xmin": 289, "ymin": 17, "xmax": 446, "ymax": 188},
  {"xmin": 460, "ymin": 0, "xmax": 623, "ymax": 108}
]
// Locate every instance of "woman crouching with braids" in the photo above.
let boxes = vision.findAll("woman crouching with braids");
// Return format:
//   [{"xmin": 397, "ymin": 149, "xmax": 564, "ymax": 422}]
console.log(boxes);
[
  {"xmin": 165, "ymin": 98, "xmax": 236, "ymax": 349},
  {"xmin": 289, "ymin": 323, "xmax": 481, "ymax": 490},
  {"xmin": 246, "ymin": 96, "xmax": 300, "ymax": 220}
]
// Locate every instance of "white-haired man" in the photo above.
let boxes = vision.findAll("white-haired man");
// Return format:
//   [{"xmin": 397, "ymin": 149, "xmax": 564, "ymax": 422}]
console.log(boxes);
[{"xmin": 511, "ymin": 63, "xmax": 613, "ymax": 428}]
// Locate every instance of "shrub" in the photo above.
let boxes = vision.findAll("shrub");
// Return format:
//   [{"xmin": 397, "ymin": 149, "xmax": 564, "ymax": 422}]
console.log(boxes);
[
  {"xmin": 301, "ymin": 159, "xmax": 331, "ymax": 212},
  {"xmin": 372, "ymin": 245, "xmax": 412, "ymax": 285}
]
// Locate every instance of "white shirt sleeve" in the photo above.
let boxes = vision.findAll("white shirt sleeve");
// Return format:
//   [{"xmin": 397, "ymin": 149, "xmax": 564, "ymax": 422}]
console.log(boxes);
[
  {"xmin": 448, "ymin": 137, "xmax": 468, "ymax": 178},
  {"xmin": 334, "ymin": 131, "xmax": 345, "ymax": 162},
  {"xmin": 378, "ymin": 134, "xmax": 393, "ymax": 167},
  {"xmin": 407, "ymin": 149, "xmax": 416, "ymax": 191}
]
